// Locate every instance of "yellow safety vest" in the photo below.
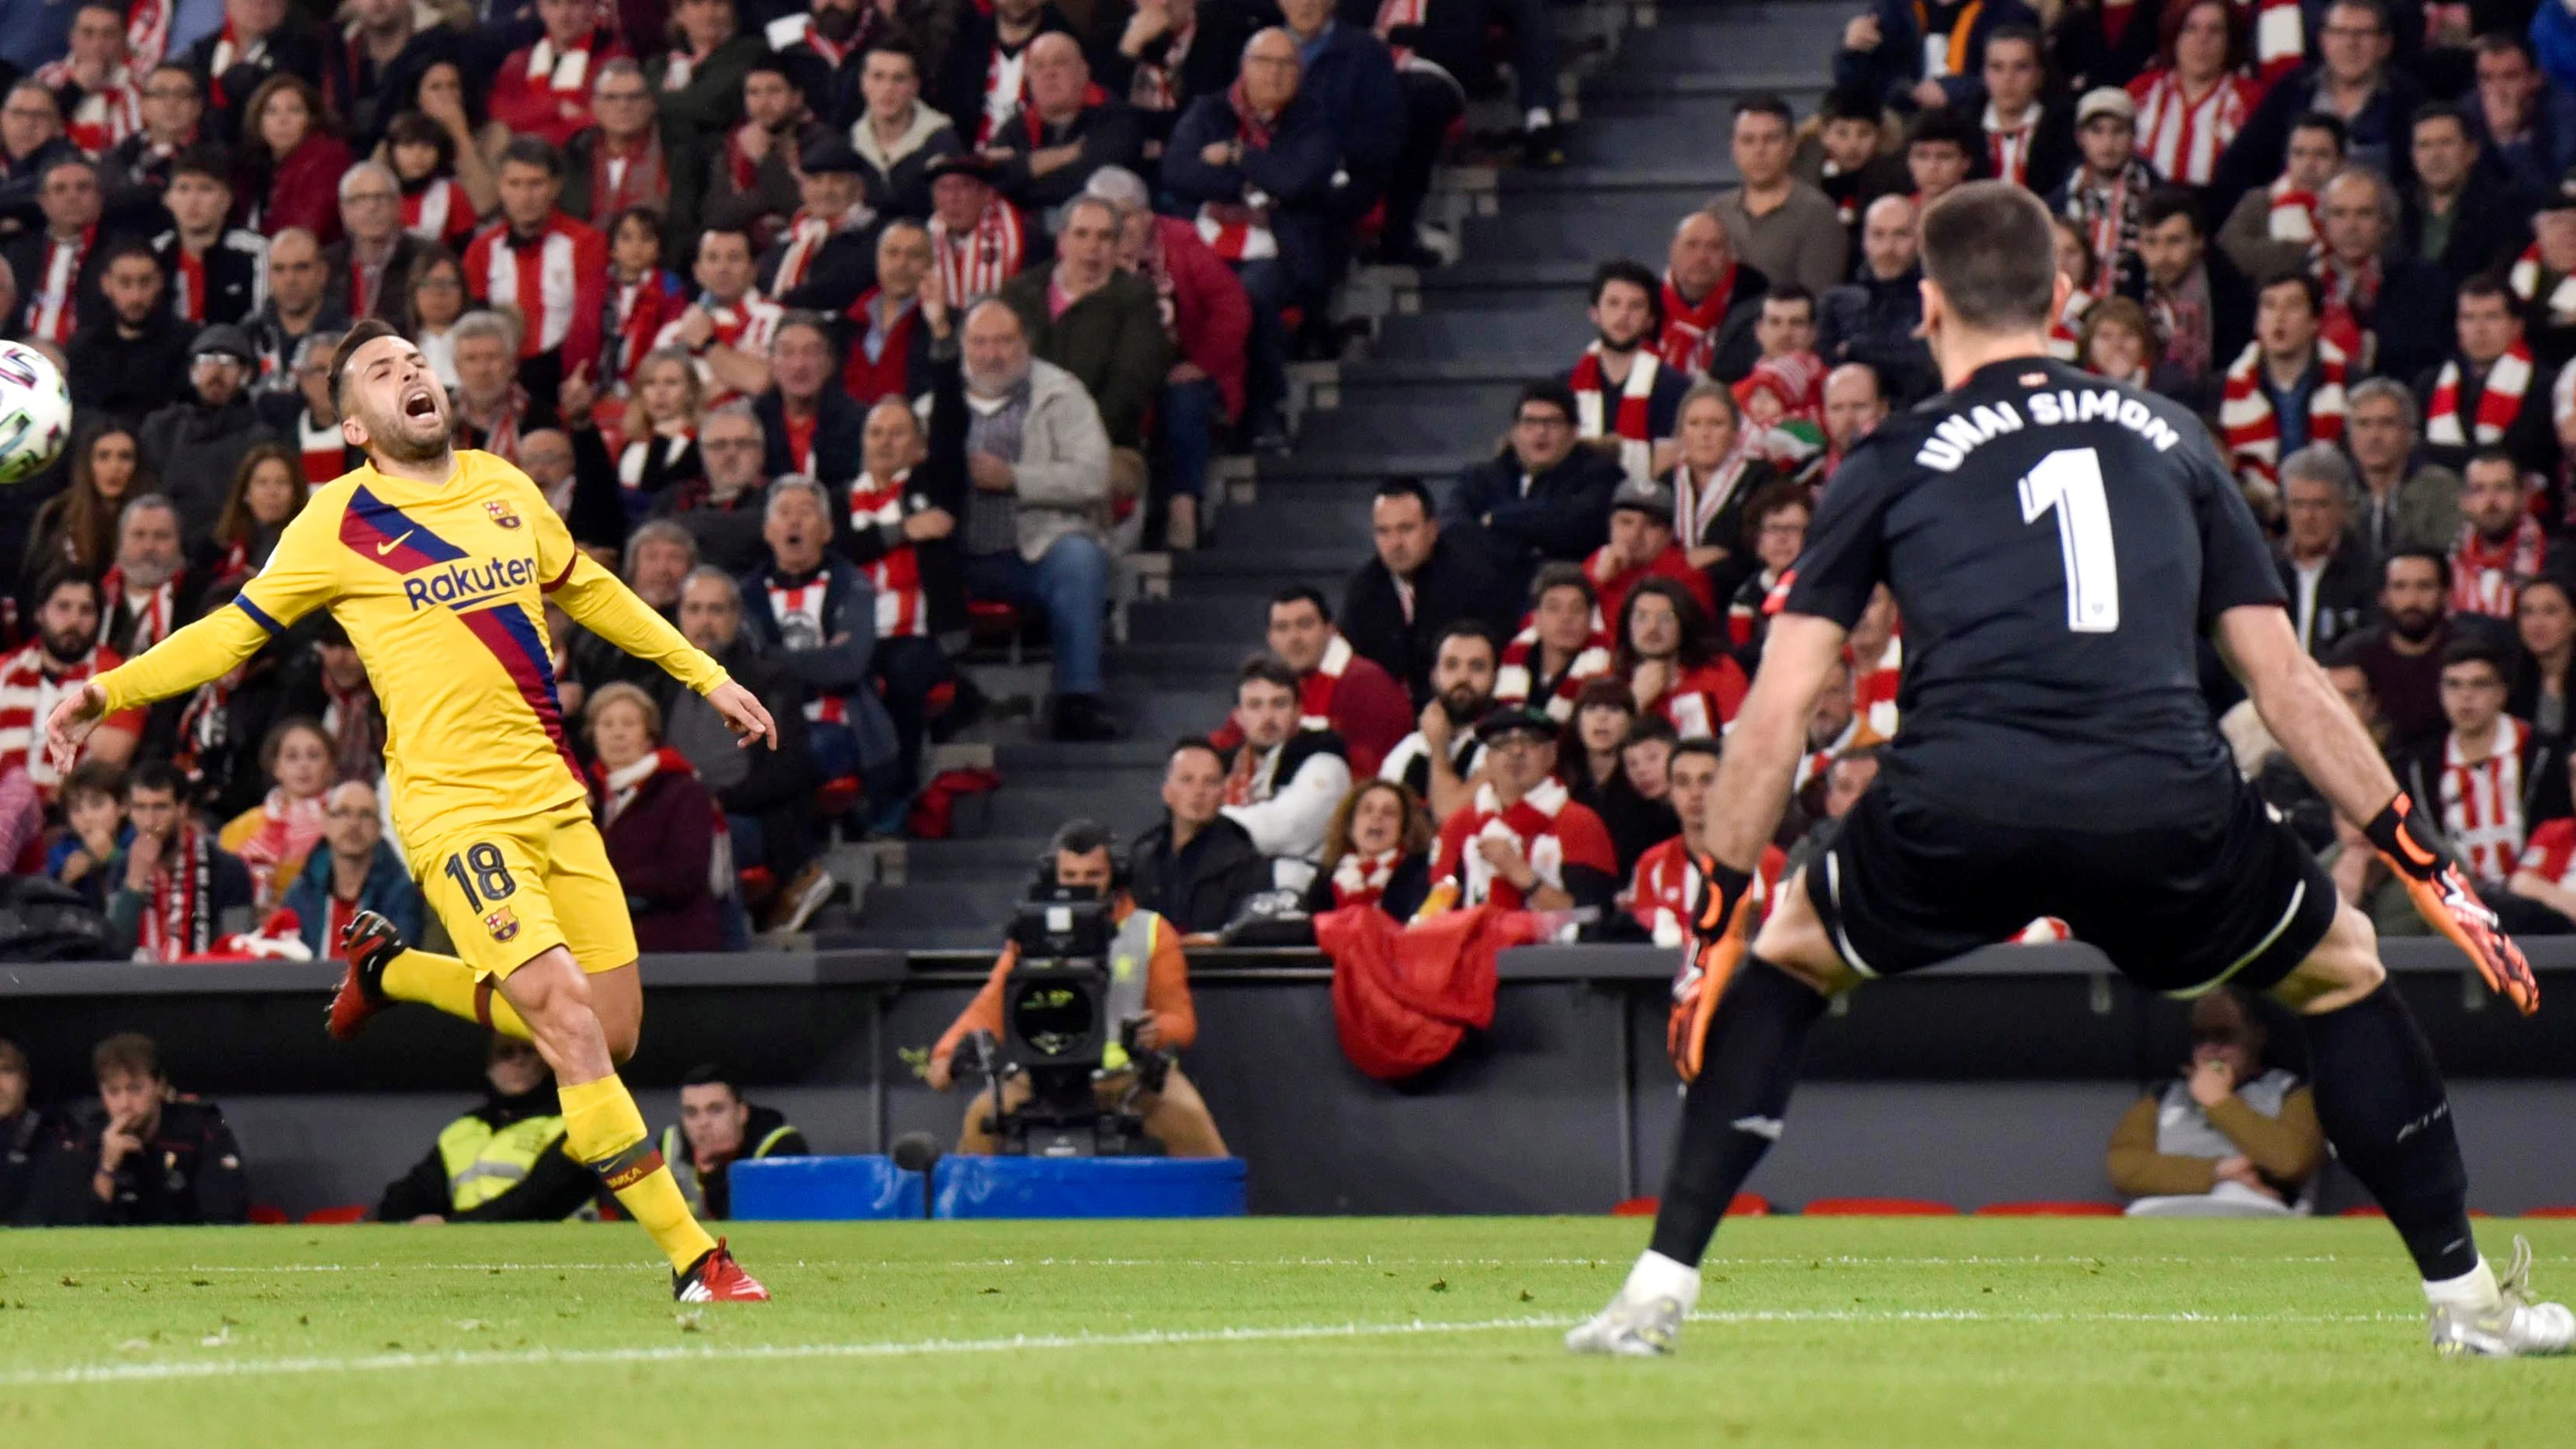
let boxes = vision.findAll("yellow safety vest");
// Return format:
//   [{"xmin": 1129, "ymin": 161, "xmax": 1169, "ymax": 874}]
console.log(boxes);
[
  {"xmin": 436, "ymin": 1113, "xmax": 568, "ymax": 1213},
  {"xmin": 660, "ymin": 1121, "xmax": 805, "ymax": 1216}
]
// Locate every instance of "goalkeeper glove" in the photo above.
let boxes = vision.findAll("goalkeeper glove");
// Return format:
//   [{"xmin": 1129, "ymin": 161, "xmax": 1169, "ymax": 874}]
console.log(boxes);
[
  {"xmin": 1667, "ymin": 852, "xmax": 1754, "ymax": 1081},
  {"xmin": 2363, "ymin": 793, "xmax": 2539, "ymax": 1016}
]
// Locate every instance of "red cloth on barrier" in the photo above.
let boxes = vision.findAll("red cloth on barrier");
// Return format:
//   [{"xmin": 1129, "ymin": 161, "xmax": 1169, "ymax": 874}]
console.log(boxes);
[{"xmin": 1316, "ymin": 903, "xmax": 1545, "ymax": 1080}]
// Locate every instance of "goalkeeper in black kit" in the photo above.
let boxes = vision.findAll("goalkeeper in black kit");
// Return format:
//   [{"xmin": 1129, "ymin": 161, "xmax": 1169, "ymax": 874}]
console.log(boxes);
[{"xmin": 1569, "ymin": 181, "xmax": 2571, "ymax": 1361}]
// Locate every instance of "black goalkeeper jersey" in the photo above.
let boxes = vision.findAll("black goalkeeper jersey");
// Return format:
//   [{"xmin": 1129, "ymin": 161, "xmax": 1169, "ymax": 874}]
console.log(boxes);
[{"xmin": 1784, "ymin": 356, "xmax": 2285, "ymax": 828}]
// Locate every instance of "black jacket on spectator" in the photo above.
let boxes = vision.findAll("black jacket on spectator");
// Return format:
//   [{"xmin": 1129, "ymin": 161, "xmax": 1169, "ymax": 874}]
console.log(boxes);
[
  {"xmin": 1830, "ymin": 0, "xmax": 2038, "ymax": 110},
  {"xmin": 1163, "ymin": 88, "xmax": 1343, "ymax": 295},
  {"xmin": 2356, "ymin": 252, "xmax": 2453, "ymax": 385},
  {"xmin": 1444, "ymin": 445, "xmax": 1624, "ymax": 585},
  {"xmin": 1981, "ymin": 103, "xmax": 2078, "ymax": 199},
  {"xmin": 935, "ymin": 3, "xmax": 1077, "ymax": 140},
  {"xmin": 323, "ymin": 233, "xmax": 438, "ymax": 324},
  {"xmin": 1819, "ymin": 265, "xmax": 1936, "ymax": 404},
  {"xmin": 665, "ymin": 1102, "xmax": 806, "ymax": 1219},
  {"xmin": 991, "ymin": 99, "xmax": 1146, "ymax": 212},
  {"xmin": 829, "ymin": 345, "xmax": 972, "ymax": 638},
  {"xmin": 18, "ymin": 1099, "xmax": 249, "ymax": 1226},
  {"xmin": 2401, "ymin": 175, "xmax": 2533, "ymax": 289},
  {"xmin": 649, "ymin": 640, "xmax": 820, "ymax": 848},
  {"xmin": 2217, "ymin": 64, "xmax": 2425, "ymax": 216},
  {"xmin": 67, "ymin": 309, "xmax": 196, "ymax": 423},
  {"xmin": 139, "ymin": 394, "xmax": 278, "ymax": 544},
  {"xmin": 759, "ymin": 221, "xmax": 882, "ymax": 314},
  {"xmin": 1673, "ymin": 261, "xmax": 1769, "ymax": 386},
  {"xmin": 1340, "ymin": 532, "xmax": 1517, "ymax": 702},
  {"xmin": 1301, "ymin": 849, "xmax": 1433, "ymax": 920},
  {"xmin": 652, "ymin": 479, "xmax": 771, "ymax": 576},
  {"xmin": 323, "ymin": 22, "xmax": 463, "ymax": 154},
  {"xmin": 2414, "ymin": 353, "xmax": 2562, "ymax": 479},
  {"xmin": 151, "ymin": 227, "xmax": 269, "ymax": 328},
  {"xmin": 1129, "ymin": 813, "xmax": 1273, "ymax": 935},
  {"xmin": 2, "ymin": 1106, "xmax": 55, "ymax": 1225},
  {"xmin": 756, "ymin": 382, "xmax": 868, "ymax": 488},
  {"xmin": 375, "ymin": 1082, "xmax": 598, "ymax": 1222},
  {"xmin": 0, "ymin": 137, "xmax": 82, "ymax": 228},
  {"xmin": 737, "ymin": 553, "xmax": 900, "ymax": 771},
  {"xmin": 2275, "ymin": 543, "xmax": 2379, "ymax": 659},
  {"xmin": 182, "ymin": 21, "xmax": 331, "ymax": 145},
  {"xmin": 1095, "ymin": 0, "xmax": 1250, "ymax": 144}
]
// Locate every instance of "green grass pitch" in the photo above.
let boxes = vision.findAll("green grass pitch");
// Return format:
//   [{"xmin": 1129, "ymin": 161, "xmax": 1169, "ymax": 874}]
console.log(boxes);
[{"xmin": 2, "ymin": 1218, "xmax": 2570, "ymax": 1447}]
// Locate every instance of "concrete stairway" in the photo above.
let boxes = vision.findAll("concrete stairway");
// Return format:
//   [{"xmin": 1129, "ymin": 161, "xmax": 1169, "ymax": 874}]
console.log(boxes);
[{"xmin": 832, "ymin": 0, "xmax": 1855, "ymax": 951}]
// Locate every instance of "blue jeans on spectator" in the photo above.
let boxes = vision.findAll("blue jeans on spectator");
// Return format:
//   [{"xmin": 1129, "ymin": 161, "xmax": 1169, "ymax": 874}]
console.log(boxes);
[
  {"xmin": 1236, "ymin": 258, "xmax": 1290, "ymax": 436},
  {"xmin": 964, "ymin": 532, "xmax": 1108, "ymax": 695},
  {"xmin": 1157, "ymin": 375, "xmax": 1223, "ymax": 509}
]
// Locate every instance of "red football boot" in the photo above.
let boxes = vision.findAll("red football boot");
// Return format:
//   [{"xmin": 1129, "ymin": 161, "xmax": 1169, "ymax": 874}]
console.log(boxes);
[
  {"xmin": 674, "ymin": 1239, "xmax": 771, "ymax": 1302},
  {"xmin": 327, "ymin": 910, "xmax": 405, "ymax": 1042}
]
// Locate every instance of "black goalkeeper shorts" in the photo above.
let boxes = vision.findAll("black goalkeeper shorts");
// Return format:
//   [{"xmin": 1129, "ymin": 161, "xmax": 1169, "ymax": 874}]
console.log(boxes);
[{"xmin": 1803, "ymin": 778, "xmax": 2340, "ymax": 997}]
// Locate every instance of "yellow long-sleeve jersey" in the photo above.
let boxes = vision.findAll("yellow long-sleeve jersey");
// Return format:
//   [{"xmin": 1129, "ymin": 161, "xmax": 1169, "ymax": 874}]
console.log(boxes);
[{"xmin": 95, "ymin": 451, "xmax": 728, "ymax": 844}]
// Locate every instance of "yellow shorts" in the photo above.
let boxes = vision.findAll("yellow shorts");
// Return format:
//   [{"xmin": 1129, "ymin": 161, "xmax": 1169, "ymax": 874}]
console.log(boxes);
[{"xmin": 410, "ymin": 800, "xmax": 638, "ymax": 980}]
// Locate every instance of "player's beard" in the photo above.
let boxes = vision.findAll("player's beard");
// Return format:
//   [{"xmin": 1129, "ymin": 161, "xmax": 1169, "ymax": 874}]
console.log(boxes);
[
  {"xmin": 40, "ymin": 625, "xmax": 95, "ymax": 666},
  {"xmin": 2387, "ymin": 605, "xmax": 2439, "ymax": 643},
  {"xmin": 1440, "ymin": 688, "xmax": 1489, "ymax": 725},
  {"xmin": 1597, "ymin": 325, "xmax": 1643, "ymax": 356},
  {"xmin": 369, "ymin": 394, "xmax": 454, "ymax": 466}
]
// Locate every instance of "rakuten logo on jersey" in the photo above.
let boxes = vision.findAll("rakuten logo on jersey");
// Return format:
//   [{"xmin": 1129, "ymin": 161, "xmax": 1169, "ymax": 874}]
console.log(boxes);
[{"xmin": 404, "ymin": 556, "xmax": 538, "ymax": 611}]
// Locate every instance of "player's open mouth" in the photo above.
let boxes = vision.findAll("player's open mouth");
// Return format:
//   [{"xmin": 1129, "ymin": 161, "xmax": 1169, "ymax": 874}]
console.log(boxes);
[{"xmin": 402, "ymin": 388, "xmax": 439, "ymax": 418}]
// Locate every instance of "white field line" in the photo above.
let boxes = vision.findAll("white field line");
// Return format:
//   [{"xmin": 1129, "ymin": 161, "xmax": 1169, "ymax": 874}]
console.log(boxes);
[
  {"xmin": 33, "ymin": 1253, "xmax": 2456, "ymax": 1275},
  {"xmin": 0, "ymin": 1308, "xmax": 2420, "ymax": 1388}
]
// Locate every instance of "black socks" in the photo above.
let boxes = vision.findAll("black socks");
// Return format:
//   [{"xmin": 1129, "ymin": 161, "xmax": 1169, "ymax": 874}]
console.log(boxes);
[
  {"xmin": 2302, "ymin": 981, "xmax": 2480, "ymax": 1281},
  {"xmin": 1649, "ymin": 960, "xmax": 1830, "ymax": 1267}
]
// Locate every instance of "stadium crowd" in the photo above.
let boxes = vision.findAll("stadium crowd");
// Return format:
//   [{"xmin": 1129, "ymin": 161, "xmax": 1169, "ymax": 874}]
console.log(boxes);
[{"xmin": 0, "ymin": 0, "xmax": 2571, "ymax": 988}]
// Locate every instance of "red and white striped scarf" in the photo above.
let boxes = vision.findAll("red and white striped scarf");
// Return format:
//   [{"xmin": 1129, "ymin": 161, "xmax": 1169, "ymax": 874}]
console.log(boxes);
[
  {"xmin": 1656, "ymin": 266, "xmax": 1735, "ymax": 374},
  {"xmin": 525, "ymin": 30, "xmax": 597, "ymax": 96},
  {"xmin": 2065, "ymin": 161, "xmax": 2146, "ymax": 300},
  {"xmin": 137, "ymin": 824, "xmax": 217, "ymax": 962},
  {"xmin": 401, "ymin": 176, "xmax": 475, "ymax": 249},
  {"xmin": 127, "ymin": 0, "xmax": 171, "ymax": 72},
  {"xmin": 2047, "ymin": 288, "xmax": 2091, "ymax": 362},
  {"xmin": 1628, "ymin": 836, "xmax": 1700, "ymax": 946},
  {"xmin": 2508, "ymin": 244, "xmax": 2576, "ymax": 331},
  {"xmin": 848, "ymin": 469, "xmax": 930, "ymax": 639},
  {"xmin": 1669, "ymin": 449, "xmax": 1756, "ymax": 549},
  {"xmin": 2103, "ymin": 0, "xmax": 2300, "ymax": 91},
  {"xmin": 1439, "ymin": 776, "xmax": 1576, "ymax": 910},
  {"xmin": 168, "ymin": 238, "xmax": 207, "ymax": 323},
  {"xmin": 1129, "ymin": 20, "xmax": 1196, "ymax": 107},
  {"xmin": 38, "ymin": 59, "xmax": 145, "ymax": 154},
  {"xmin": 1331, "ymin": 847, "xmax": 1405, "ymax": 908},
  {"xmin": 615, "ymin": 428, "xmax": 692, "ymax": 491},
  {"xmin": 2437, "ymin": 716, "xmax": 2533, "ymax": 879},
  {"xmin": 976, "ymin": 36, "xmax": 1033, "ymax": 146},
  {"xmin": 100, "ymin": 565, "xmax": 179, "ymax": 651},
  {"xmin": 1650, "ymin": 657, "xmax": 1750, "ymax": 740},
  {"xmin": 0, "ymin": 640, "xmax": 120, "ymax": 795},
  {"xmin": 1372, "ymin": 0, "xmax": 1427, "ymax": 63},
  {"xmin": 463, "ymin": 384, "xmax": 529, "ymax": 462},
  {"xmin": 1494, "ymin": 626, "xmax": 1613, "ymax": 721},
  {"xmin": 1853, "ymin": 633, "xmax": 1902, "ymax": 740},
  {"xmin": 1982, "ymin": 103, "xmax": 2038, "ymax": 188},
  {"xmin": 2218, "ymin": 338, "xmax": 2346, "ymax": 486},
  {"xmin": 205, "ymin": 17, "xmax": 267, "ymax": 107},
  {"xmin": 771, "ymin": 204, "xmax": 868, "ymax": 296},
  {"xmin": 2266, "ymin": 174, "xmax": 2317, "ymax": 244},
  {"xmin": 2450, "ymin": 515, "xmax": 2548, "ymax": 620},
  {"xmin": 23, "ymin": 226, "xmax": 97, "ymax": 345},
  {"xmin": 2426, "ymin": 344, "xmax": 2536, "ymax": 450},
  {"xmin": 608, "ymin": 269, "xmax": 683, "ymax": 384},
  {"xmin": 231, "ymin": 786, "xmax": 324, "ymax": 908},
  {"xmin": 1571, "ymin": 343, "xmax": 1662, "ymax": 480},
  {"xmin": 2311, "ymin": 247, "xmax": 2380, "ymax": 360},
  {"xmin": 931, "ymin": 196, "xmax": 1025, "ymax": 305},
  {"xmin": 1193, "ymin": 82, "xmax": 1279, "ymax": 262},
  {"xmin": 2127, "ymin": 69, "xmax": 2248, "ymax": 186},
  {"xmin": 1297, "ymin": 633, "xmax": 1356, "ymax": 732}
]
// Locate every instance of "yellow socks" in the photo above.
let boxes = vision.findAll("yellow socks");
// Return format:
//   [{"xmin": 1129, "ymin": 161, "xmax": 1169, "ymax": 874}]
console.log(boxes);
[
  {"xmin": 382, "ymin": 949, "xmax": 533, "ymax": 1039},
  {"xmin": 558, "ymin": 1073, "xmax": 717, "ymax": 1274}
]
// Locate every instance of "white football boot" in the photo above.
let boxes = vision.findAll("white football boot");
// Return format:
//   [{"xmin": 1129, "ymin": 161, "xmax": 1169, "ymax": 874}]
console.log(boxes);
[
  {"xmin": 2429, "ymin": 1237, "xmax": 2576, "ymax": 1358},
  {"xmin": 1565, "ymin": 1251, "xmax": 1699, "ymax": 1357}
]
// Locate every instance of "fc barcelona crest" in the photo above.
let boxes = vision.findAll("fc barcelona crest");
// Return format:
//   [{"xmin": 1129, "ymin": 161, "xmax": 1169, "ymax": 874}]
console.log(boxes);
[
  {"xmin": 484, "ymin": 906, "xmax": 521, "ymax": 941},
  {"xmin": 485, "ymin": 500, "xmax": 523, "ymax": 529}
]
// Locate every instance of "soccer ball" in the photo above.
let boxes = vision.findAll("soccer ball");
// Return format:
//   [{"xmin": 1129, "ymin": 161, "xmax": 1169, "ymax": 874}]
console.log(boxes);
[{"xmin": 0, "ymin": 341, "xmax": 73, "ymax": 485}]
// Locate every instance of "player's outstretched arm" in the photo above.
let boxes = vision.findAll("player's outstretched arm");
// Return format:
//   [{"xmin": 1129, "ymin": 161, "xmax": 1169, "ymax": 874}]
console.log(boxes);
[
  {"xmin": 546, "ymin": 553, "xmax": 778, "ymax": 749},
  {"xmin": 2216, "ymin": 604, "xmax": 2539, "ymax": 1014},
  {"xmin": 48, "ymin": 605, "xmax": 275, "ymax": 773}
]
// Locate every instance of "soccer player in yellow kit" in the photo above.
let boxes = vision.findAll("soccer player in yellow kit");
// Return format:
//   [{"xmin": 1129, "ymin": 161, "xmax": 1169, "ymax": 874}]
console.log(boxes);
[{"xmin": 47, "ymin": 320, "xmax": 771, "ymax": 1303}]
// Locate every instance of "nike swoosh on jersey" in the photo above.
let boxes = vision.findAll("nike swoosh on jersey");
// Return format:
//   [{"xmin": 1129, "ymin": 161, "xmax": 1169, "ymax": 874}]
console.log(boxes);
[{"xmin": 376, "ymin": 529, "xmax": 414, "ymax": 556}]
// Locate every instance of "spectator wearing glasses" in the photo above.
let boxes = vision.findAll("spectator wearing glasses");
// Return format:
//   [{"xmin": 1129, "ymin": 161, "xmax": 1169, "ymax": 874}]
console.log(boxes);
[
  {"xmin": 2344, "ymin": 377, "xmax": 2461, "ymax": 558},
  {"xmin": 1445, "ymin": 381, "xmax": 1623, "ymax": 592},
  {"xmin": 487, "ymin": 0, "xmax": 630, "ymax": 152},
  {"xmin": 2397, "ymin": 636, "xmax": 2569, "ymax": 889},
  {"xmin": 4, "ymin": 153, "xmax": 117, "ymax": 348},
  {"xmin": 2274, "ymin": 445, "xmax": 2377, "ymax": 658},
  {"xmin": 0, "ymin": 81, "xmax": 76, "ymax": 212},
  {"xmin": 656, "ymin": 402, "xmax": 774, "ymax": 574},
  {"xmin": 1421, "ymin": 705, "xmax": 1617, "ymax": 920},
  {"xmin": 560, "ymin": 59, "xmax": 673, "ymax": 239},
  {"xmin": 322, "ymin": 162, "xmax": 428, "ymax": 325},
  {"xmin": 279, "ymin": 778, "xmax": 422, "ymax": 958},
  {"xmin": 103, "ymin": 64, "xmax": 203, "ymax": 197},
  {"xmin": 2221, "ymin": 0, "xmax": 2423, "ymax": 198}
]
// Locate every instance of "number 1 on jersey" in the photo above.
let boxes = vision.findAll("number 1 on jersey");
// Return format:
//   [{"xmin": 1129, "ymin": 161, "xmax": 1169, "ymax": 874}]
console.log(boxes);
[{"xmin": 2019, "ymin": 447, "xmax": 2120, "ymax": 633}]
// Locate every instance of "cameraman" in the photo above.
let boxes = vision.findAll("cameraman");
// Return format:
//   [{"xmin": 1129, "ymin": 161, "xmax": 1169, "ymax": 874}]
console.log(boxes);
[{"xmin": 923, "ymin": 822, "xmax": 1229, "ymax": 1157}]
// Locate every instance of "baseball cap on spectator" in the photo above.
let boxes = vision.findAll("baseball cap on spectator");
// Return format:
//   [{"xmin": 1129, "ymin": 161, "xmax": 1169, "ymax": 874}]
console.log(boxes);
[
  {"xmin": 1609, "ymin": 477, "xmax": 1675, "ymax": 523},
  {"xmin": 191, "ymin": 323, "xmax": 257, "ymax": 364},
  {"xmin": 2075, "ymin": 88, "xmax": 2136, "ymax": 127},
  {"xmin": 1475, "ymin": 705, "xmax": 1558, "ymax": 743},
  {"xmin": 799, "ymin": 132, "xmax": 865, "ymax": 174}
]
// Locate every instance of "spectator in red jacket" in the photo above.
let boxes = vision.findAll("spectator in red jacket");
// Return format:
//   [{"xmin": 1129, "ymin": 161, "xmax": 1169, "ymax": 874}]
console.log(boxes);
[
  {"xmin": 487, "ymin": 0, "xmax": 629, "ymax": 151},
  {"xmin": 584, "ymin": 681, "xmax": 725, "ymax": 952},
  {"xmin": 234, "ymin": 73, "xmax": 352, "ymax": 245},
  {"xmin": 1208, "ymin": 586, "xmax": 1416, "ymax": 778},
  {"xmin": 1618, "ymin": 575, "xmax": 1749, "ymax": 740},
  {"xmin": 1586, "ymin": 477, "xmax": 1714, "ymax": 625},
  {"xmin": 463, "ymin": 137, "xmax": 611, "ymax": 403},
  {"xmin": 1087, "ymin": 164, "xmax": 1249, "ymax": 551}
]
